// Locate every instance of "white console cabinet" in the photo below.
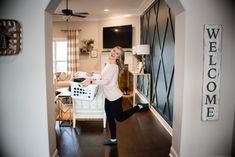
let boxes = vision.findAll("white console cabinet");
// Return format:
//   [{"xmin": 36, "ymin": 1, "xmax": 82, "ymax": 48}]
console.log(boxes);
[
  {"xmin": 72, "ymin": 87, "xmax": 106, "ymax": 128},
  {"xmin": 129, "ymin": 72, "xmax": 151, "ymax": 106}
]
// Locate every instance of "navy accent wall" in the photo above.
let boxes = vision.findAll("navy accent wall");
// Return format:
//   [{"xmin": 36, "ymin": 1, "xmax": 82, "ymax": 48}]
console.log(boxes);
[{"xmin": 141, "ymin": 0, "xmax": 175, "ymax": 126}]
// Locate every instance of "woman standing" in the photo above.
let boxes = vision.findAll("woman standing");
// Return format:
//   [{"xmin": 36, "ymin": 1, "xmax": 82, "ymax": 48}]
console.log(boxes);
[{"xmin": 82, "ymin": 46, "xmax": 147, "ymax": 145}]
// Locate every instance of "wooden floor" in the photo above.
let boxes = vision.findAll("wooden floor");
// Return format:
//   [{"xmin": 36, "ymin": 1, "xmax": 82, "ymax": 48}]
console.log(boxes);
[{"xmin": 56, "ymin": 98, "xmax": 171, "ymax": 157}]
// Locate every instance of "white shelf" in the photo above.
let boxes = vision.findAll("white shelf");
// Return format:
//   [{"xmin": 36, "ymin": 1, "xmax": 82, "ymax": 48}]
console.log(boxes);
[
  {"xmin": 131, "ymin": 72, "xmax": 151, "ymax": 106},
  {"xmin": 135, "ymin": 90, "xmax": 149, "ymax": 104}
]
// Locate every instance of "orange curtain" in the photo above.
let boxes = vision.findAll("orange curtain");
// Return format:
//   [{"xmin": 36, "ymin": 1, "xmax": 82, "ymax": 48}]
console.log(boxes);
[{"xmin": 67, "ymin": 30, "xmax": 79, "ymax": 73}]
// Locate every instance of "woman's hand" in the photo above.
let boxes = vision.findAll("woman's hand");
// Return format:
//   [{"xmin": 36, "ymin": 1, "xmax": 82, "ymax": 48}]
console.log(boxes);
[
  {"xmin": 81, "ymin": 78, "xmax": 91, "ymax": 87},
  {"xmin": 86, "ymin": 72, "xmax": 94, "ymax": 77}
]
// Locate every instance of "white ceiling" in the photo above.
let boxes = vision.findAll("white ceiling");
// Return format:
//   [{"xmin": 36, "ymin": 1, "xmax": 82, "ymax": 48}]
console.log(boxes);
[{"xmin": 53, "ymin": 0, "xmax": 154, "ymax": 21}]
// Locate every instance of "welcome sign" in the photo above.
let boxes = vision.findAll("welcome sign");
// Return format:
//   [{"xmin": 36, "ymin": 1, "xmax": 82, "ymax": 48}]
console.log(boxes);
[{"xmin": 202, "ymin": 24, "xmax": 222, "ymax": 121}]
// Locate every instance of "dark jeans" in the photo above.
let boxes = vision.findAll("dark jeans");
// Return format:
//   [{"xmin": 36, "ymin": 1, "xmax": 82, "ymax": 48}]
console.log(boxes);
[{"xmin": 105, "ymin": 97, "xmax": 139, "ymax": 139}]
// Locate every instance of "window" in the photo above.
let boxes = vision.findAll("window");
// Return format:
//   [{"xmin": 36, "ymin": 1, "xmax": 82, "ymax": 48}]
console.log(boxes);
[{"xmin": 53, "ymin": 40, "xmax": 67, "ymax": 73}]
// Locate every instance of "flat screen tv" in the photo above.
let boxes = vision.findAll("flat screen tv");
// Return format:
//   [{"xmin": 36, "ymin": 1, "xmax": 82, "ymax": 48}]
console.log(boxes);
[{"xmin": 103, "ymin": 25, "xmax": 132, "ymax": 49}]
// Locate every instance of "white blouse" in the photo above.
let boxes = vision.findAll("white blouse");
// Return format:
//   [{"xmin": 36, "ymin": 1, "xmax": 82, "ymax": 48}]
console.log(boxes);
[{"xmin": 96, "ymin": 63, "xmax": 123, "ymax": 101}]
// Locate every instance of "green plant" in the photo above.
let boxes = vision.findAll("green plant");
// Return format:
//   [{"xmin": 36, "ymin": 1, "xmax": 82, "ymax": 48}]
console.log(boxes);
[{"xmin": 81, "ymin": 38, "xmax": 94, "ymax": 53}]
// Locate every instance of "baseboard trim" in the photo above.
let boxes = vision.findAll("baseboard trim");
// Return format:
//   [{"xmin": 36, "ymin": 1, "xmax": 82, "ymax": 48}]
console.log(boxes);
[
  {"xmin": 52, "ymin": 149, "xmax": 59, "ymax": 157},
  {"xmin": 150, "ymin": 106, "xmax": 172, "ymax": 136},
  {"xmin": 169, "ymin": 146, "xmax": 179, "ymax": 157}
]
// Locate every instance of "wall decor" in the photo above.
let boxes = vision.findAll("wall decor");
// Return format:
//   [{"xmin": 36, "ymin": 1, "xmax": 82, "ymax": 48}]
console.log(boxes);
[
  {"xmin": 80, "ymin": 38, "xmax": 94, "ymax": 53},
  {"xmin": 202, "ymin": 24, "xmax": 222, "ymax": 121},
  {"xmin": 90, "ymin": 49, "xmax": 98, "ymax": 58},
  {"xmin": 0, "ymin": 19, "xmax": 22, "ymax": 55}
]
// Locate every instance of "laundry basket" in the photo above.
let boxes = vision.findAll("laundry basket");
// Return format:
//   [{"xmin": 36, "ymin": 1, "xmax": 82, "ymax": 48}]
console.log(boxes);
[
  {"xmin": 70, "ymin": 72, "xmax": 101, "ymax": 101},
  {"xmin": 73, "ymin": 71, "xmax": 101, "ymax": 80}
]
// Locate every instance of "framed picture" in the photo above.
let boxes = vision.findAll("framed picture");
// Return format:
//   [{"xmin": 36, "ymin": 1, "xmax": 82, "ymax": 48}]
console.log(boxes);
[
  {"xmin": 90, "ymin": 49, "xmax": 98, "ymax": 58},
  {"xmin": 0, "ymin": 19, "xmax": 22, "ymax": 55}
]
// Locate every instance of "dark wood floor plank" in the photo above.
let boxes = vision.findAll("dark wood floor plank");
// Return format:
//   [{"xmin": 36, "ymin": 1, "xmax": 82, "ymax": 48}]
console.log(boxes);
[{"xmin": 56, "ymin": 99, "xmax": 171, "ymax": 157}]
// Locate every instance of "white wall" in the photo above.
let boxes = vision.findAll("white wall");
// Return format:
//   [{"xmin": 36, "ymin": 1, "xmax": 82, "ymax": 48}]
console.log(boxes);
[
  {"xmin": 168, "ymin": 0, "xmax": 235, "ymax": 156},
  {"xmin": 45, "ymin": 12, "xmax": 58, "ymax": 157},
  {"xmin": 53, "ymin": 20, "xmax": 99, "ymax": 49},
  {"xmin": 53, "ymin": 20, "xmax": 100, "ymax": 72},
  {"xmin": 0, "ymin": 0, "xmax": 57, "ymax": 157},
  {"xmin": 53, "ymin": 16, "xmax": 140, "ymax": 72},
  {"xmin": 171, "ymin": 11, "xmax": 185, "ymax": 157}
]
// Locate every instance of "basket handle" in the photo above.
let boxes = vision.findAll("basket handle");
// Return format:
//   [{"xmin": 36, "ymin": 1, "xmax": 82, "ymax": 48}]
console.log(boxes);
[
  {"xmin": 77, "ymin": 83, "xmax": 82, "ymax": 87},
  {"xmin": 76, "ymin": 82, "xmax": 89, "ymax": 88}
]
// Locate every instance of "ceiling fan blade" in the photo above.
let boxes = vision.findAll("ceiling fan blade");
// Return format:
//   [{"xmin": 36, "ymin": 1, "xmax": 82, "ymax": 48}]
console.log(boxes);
[
  {"xmin": 72, "ymin": 14, "xmax": 87, "ymax": 18},
  {"xmin": 73, "ymin": 12, "xmax": 89, "ymax": 15},
  {"xmin": 54, "ymin": 0, "xmax": 89, "ymax": 18},
  {"xmin": 53, "ymin": 13, "xmax": 64, "ymax": 16}
]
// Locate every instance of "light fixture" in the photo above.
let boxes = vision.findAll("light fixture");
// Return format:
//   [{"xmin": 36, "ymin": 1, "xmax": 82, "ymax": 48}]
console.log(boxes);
[
  {"xmin": 136, "ymin": 44, "xmax": 150, "ymax": 55},
  {"xmin": 136, "ymin": 44, "xmax": 150, "ymax": 73},
  {"xmin": 104, "ymin": 9, "xmax": 109, "ymax": 12},
  {"xmin": 124, "ymin": 14, "xmax": 131, "ymax": 17},
  {"xmin": 62, "ymin": 15, "xmax": 73, "ymax": 22}
]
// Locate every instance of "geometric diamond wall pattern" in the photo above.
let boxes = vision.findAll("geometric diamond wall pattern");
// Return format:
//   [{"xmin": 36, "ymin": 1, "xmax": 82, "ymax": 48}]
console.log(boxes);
[{"xmin": 141, "ymin": 0, "xmax": 175, "ymax": 126}]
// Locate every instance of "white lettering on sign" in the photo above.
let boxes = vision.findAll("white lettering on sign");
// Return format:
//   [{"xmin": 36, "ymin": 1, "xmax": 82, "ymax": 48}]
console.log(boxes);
[{"xmin": 202, "ymin": 24, "xmax": 222, "ymax": 121}]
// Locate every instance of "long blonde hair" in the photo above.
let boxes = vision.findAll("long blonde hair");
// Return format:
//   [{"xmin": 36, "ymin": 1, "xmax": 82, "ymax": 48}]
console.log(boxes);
[{"xmin": 115, "ymin": 46, "xmax": 125, "ymax": 74}]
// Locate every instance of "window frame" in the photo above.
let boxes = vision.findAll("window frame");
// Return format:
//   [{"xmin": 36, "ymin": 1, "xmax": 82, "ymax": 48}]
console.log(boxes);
[{"xmin": 53, "ymin": 38, "xmax": 68, "ymax": 73}]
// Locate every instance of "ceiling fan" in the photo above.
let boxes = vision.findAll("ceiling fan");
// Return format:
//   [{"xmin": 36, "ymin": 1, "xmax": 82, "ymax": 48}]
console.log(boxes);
[{"xmin": 54, "ymin": 0, "xmax": 89, "ymax": 18}]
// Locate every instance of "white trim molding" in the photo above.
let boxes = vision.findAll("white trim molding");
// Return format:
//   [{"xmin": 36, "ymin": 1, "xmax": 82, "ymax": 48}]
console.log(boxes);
[
  {"xmin": 169, "ymin": 146, "xmax": 179, "ymax": 157},
  {"xmin": 52, "ymin": 149, "xmax": 59, "ymax": 157},
  {"xmin": 138, "ymin": 0, "xmax": 155, "ymax": 14},
  {"xmin": 150, "ymin": 106, "xmax": 172, "ymax": 136}
]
